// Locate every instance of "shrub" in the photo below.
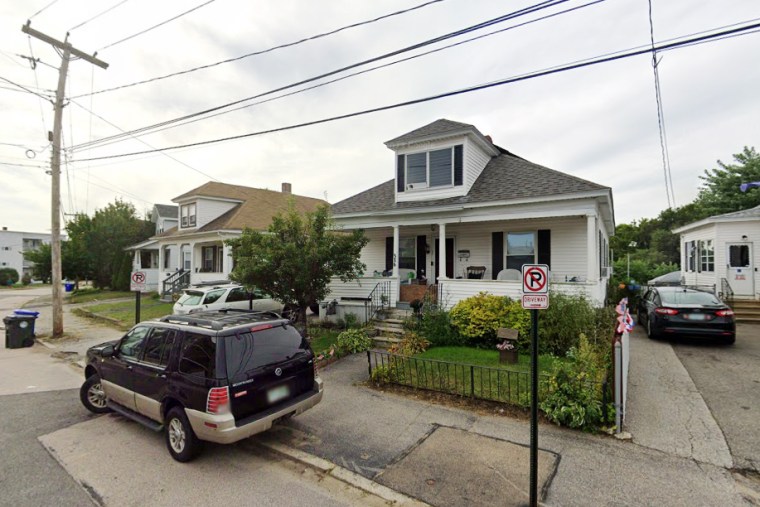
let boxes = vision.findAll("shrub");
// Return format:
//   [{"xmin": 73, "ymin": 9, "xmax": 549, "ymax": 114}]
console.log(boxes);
[
  {"xmin": 0, "ymin": 267, "xmax": 19, "ymax": 286},
  {"xmin": 389, "ymin": 331, "xmax": 430, "ymax": 356},
  {"xmin": 418, "ymin": 308, "xmax": 463, "ymax": 347},
  {"xmin": 21, "ymin": 272, "xmax": 32, "ymax": 286},
  {"xmin": 449, "ymin": 292, "xmax": 512, "ymax": 346},
  {"xmin": 540, "ymin": 334, "xmax": 611, "ymax": 430},
  {"xmin": 336, "ymin": 328, "xmax": 372, "ymax": 354},
  {"xmin": 537, "ymin": 293, "xmax": 613, "ymax": 356}
]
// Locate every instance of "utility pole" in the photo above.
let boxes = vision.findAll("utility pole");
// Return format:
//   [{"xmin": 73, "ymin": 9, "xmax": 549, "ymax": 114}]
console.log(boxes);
[{"xmin": 22, "ymin": 22, "xmax": 108, "ymax": 337}]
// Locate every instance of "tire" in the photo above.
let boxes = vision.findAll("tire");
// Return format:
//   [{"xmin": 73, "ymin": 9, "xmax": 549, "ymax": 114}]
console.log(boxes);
[
  {"xmin": 282, "ymin": 304, "xmax": 299, "ymax": 322},
  {"xmin": 80, "ymin": 374, "xmax": 111, "ymax": 414},
  {"xmin": 165, "ymin": 407, "xmax": 203, "ymax": 462},
  {"xmin": 723, "ymin": 335, "xmax": 736, "ymax": 345},
  {"xmin": 646, "ymin": 316, "xmax": 658, "ymax": 340}
]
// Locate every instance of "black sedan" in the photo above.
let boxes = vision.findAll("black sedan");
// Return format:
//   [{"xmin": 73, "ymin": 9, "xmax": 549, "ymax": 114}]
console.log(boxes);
[{"xmin": 637, "ymin": 286, "xmax": 735, "ymax": 344}]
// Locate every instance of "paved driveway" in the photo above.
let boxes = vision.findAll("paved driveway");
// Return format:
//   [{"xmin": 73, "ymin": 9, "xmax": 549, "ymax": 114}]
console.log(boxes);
[{"xmin": 671, "ymin": 323, "xmax": 760, "ymax": 473}]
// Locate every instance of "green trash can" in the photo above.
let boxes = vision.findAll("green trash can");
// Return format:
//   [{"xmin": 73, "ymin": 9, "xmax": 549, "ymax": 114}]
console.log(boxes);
[{"xmin": 3, "ymin": 315, "xmax": 35, "ymax": 349}]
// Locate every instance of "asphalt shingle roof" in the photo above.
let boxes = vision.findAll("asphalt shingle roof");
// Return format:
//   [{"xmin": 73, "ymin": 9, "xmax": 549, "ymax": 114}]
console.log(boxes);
[
  {"xmin": 153, "ymin": 204, "xmax": 178, "ymax": 218},
  {"xmin": 331, "ymin": 149, "xmax": 609, "ymax": 215},
  {"xmin": 385, "ymin": 119, "xmax": 484, "ymax": 145},
  {"xmin": 711, "ymin": 204, "xmax": 760, "ymax": 220}
]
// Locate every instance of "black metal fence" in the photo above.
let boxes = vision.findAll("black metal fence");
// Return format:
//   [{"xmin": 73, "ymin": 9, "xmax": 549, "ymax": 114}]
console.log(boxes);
[{"xmin": 367, "ymin": 350, "xmax": 552, "ymax": 407}]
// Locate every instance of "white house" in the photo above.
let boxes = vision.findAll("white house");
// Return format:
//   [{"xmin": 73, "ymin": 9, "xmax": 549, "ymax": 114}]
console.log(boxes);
[
  {"xmin": 327, "ymin": 119, "xmax": 615, "ymax": 311},
  {"xmin": 673, "ymin": 204, "xmax": 760, "ymax": 300},
  {"xmin": 0, "ymin": 227, "xmax": 57, "ymax": 280},
  {"xmin": 129, "ymin": 182, "xmax": 325, "ymax": 297}
]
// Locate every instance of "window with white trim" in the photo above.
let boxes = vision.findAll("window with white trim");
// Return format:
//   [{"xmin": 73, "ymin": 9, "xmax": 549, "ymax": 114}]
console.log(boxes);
[
  {"xmin": 399, "ymin": 237, "xmax": 415, "ymax": 269},
  {"xmin": 403, "ymin": 145, "xmax": 461, "ymax": 190},
  {"xmin": 700, "ymin": 240, "xmax": 714, "ymax": 272},
  {"xmin": 505, "ymin": 232, "xmax": 535, "ymax": 270},
  {"xmin": 180, "ymin": 203, "xmax": 196, "ymax": 228}
]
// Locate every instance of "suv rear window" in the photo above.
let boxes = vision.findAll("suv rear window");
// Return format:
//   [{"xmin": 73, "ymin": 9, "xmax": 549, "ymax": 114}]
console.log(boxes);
[{"xmin": 225, "ymin": 325, "xmax": 309, "ymax": 382}]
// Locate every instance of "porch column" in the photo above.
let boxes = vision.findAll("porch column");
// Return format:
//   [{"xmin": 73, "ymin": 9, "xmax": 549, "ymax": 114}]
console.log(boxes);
[
  {"xmin": 392, "ymin": 225, "xmax": 400, "ymax": 278},
  {"xmin": 222, "ymin": 242, "xmax": 233, "ymax": 277},
  {"xmin": 157, "ymin": 246, "xmax": 164, "ymax": 274},
  {"xmin": 438, "ymin": 222, "xmax": 447, "ymax": 280},
  {"xmin": 134, "ymin": 250, "xmax": 140, "ymax": 269},
  {"xmin": 587, "ymin": 215, "xmax": 596, "ymax": 281}
]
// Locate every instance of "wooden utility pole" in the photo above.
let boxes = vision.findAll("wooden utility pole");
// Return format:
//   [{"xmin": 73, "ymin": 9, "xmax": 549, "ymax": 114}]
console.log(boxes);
[{"xmin": 22, "ymin": 22, "xmax": 108, "ymax": 337}]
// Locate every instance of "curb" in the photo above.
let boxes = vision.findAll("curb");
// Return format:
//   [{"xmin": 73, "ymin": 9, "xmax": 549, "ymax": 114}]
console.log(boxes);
[{"xmin": 258, "ymin": 440, "xmax": 428, "ymax": 506}]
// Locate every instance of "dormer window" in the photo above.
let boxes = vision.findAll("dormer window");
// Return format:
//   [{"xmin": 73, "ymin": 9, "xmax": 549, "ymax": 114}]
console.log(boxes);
[
  {"xmin": 181, "ymin": 203, "xmax": 196, "ymax": 228},
  {"xmin": 397, "ymin": 145, "xmax": 463, "ymax": 192}
]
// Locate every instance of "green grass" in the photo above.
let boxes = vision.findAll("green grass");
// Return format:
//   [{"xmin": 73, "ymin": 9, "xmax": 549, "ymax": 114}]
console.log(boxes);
[
  {"xmin": 309, "ymin": 327, "xmax": 341, "ymax": 354},
  {"xmin": 83, "ymin": 299, "xmax": 175, "ymax": 328},
  {"xmin": 69, "ymin": 289, "xmax": 155, "ymax": 304},
  {"xmin": 416, "ymin": 346, "xmax": 563, "ymax": 374}
]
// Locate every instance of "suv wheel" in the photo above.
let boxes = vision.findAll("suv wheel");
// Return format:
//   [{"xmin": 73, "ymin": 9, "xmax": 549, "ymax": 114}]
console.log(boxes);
[
  {"xmin": 80, "ymin": 374, "xmax": 111, "ymax": 414},
  {"xmin": 282, "ymin": 304, "xmax": 299, "ymax": 322},
  {"xmin": 165, "ymin": 407, "xmax": 203, "ymax": 462}
]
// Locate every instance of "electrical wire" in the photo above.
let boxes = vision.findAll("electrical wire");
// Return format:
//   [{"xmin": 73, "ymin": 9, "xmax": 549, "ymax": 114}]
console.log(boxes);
[
  {"xmin": 72, "ymin": 0, "xmax": 449, "ymax": 98},
  {"xmin": 0, "ymin": 75, "xmax": 53, "ymax": 102},
  {"xmin": 28, "ymin": 0, "xmax": 62, "ymax": 20},
  {"xmin": 98, "ymin": 0, "xmax": 217, "ymax": 51},
  {"xmin": 71, "ymin": 0, "xmax": 571, "ymax": 150},
  {"xmin": 27, "ymin": 36, "xmax": 50, "ymax": 140},
  {"xmin": 69, "ymin": 0, "xmax": 131, "ymax": 32},
  {"xmin": 71, "ymin": 20, "xmax": 760, "ymax": 163}
]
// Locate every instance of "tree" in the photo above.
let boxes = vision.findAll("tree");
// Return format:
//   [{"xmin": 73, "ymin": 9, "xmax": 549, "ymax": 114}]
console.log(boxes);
[
  {"xmin": 227, "ymin": 203, "xmax": 369, "ymax": 329},
  {"xmin": 696, "ymin": 146, "xmax": 760, "ymax": 216},
  {"xmin": 0, "ymin": 267, "xmax": 19, "ymax": 286},
  {"xmin": 64, "ymin": 213, "xmax": 95, "ymax": 287},
  {"xmin": 23, "ymin": 244, "xmax": 52, "ymax": 283}
]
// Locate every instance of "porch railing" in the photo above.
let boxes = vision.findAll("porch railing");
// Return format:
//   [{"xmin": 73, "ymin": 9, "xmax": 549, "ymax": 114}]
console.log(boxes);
[
  {"xmin": 719, "ymin": 278, "xmax": 734, "ymax": 302},
  {"xmin": 162, "ymin": 269, "xmax": 190, "ymax": 299},
  {"xmin": 368, "ymin": 280, "xmax": 391, "ymax": 320}
]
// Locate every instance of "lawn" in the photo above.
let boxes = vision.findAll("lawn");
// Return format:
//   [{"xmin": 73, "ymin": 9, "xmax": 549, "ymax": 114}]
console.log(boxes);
[
  {"xmin": 416, "ymin": 346, "xmax": 562, "ymax": 375},
  {"xmin": 308, "ymin": 326, "xmax": 341, "ymax": 354},
  {"xmin": 68, "ymin": 289, "xmax": 148, "ymax": 304},
  {"xmin": 82, "ymin": 299, "xmax": 175, "ymax": 329}
]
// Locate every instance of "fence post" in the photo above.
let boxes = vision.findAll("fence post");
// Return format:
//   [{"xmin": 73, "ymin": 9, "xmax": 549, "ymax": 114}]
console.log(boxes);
[
  {"xmin": 470, "ymin": 365, "xmax": 475, "ymax": 398},
  {"xmin": 367, "ymin": 350, "xmax": 372, "ymax": 378},
  {"xmin": 614, "ymin": 340, "xmax": 622, "ymax": 434}
]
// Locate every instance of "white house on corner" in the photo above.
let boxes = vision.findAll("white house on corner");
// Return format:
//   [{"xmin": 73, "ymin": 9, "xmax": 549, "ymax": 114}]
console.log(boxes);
[
  {"xmin": 673, "ymin": 204, "xmax": 760, "ymax": 300},
  {"xmin": 327, "ymin": 119, "xmax": 615, "ymax": 311},
  {"xmin": 129, "ymin": 182, "xmax": 325, "ymax": 297}
]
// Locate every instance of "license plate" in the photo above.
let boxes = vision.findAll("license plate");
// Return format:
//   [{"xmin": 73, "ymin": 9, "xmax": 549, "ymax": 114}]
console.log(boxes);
[
  {"xmin": 687, "ymin": 313, "xmax": 706, "ymax": 321},
  {"xmin": 267, "ymin": 385, "xmax": 289, "ymax": 404}
]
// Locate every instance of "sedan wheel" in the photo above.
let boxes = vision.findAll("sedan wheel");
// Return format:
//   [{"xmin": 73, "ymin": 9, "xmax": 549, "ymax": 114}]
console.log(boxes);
[{"xmin": 646, "ymin": 317, "xmax": 658, "ymax": 340}]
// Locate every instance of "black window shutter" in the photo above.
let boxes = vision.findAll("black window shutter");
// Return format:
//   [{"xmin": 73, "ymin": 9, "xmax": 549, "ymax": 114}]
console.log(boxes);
[
  {"xmin": 385, "ymin": 237, "xmax": 393, "ymax": 271},
  {"xmin": 492, "ymin": 232, "xmax": 504, "ymax": 280},
  {"xmin": 697, "ymin": 240, "xmax": 702, "ymax": 273},
  {"xmin": 538, "ymin": 229, "xmax": 551, "ymax": 269},
  {"xmin": 397, "ymin": 155, "xmax": 405, "ymax": 192},
  {"xmin": 454, "ymin": 145, "xmax": 463, "ymax": 186},
  {"xmin": 416, "ymin": 235, "xmax": 427, "ymax": 278}
]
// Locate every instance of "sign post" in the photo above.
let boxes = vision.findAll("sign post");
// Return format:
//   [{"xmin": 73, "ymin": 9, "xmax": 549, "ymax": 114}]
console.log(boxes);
[
  {"xmin": 130, "ymin": 271, "xmax": 147, "ymax": 325},
  {"xmin": 521, "ymin": 264, "xmax": 549, "ymax": 507}
]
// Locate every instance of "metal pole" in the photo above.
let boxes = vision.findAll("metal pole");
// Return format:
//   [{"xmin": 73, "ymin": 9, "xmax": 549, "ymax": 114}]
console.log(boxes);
[
  {"xmin": 530, "ymin": 308, "xmax": 539, "ymax": 507},
  {"xmin": 135, "ymin": 291, "xmax": 141, "ymax": 324}
]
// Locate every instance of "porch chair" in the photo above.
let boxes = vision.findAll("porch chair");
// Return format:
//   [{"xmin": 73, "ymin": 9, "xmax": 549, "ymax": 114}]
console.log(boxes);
[
  {"xmin": 466, "ymin": 265, "xmax": 487, "ymax": 279},
  {"xmin": 496, "ymin": 269, "xmax": 521, "ymax": 281}
]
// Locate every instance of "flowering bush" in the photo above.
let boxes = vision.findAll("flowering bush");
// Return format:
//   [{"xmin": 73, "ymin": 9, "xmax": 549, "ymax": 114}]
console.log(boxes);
[{"xmin": 496, "ymin": 340, "xmax": 516, "ymax": 351}]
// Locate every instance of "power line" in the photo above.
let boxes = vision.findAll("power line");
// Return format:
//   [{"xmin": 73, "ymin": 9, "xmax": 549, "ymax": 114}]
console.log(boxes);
[
  {"xmin": 72, "ymin": 21, "xmax": 760, "ymax": 163},
  {"xmin": 98, "ymin": 0, "xmax": 217, "ymax": 51},
  {"xmin": 69, "ymin": 0, "xmax": 131, "ymax": 32},
  {"xmin": 71, "ymin": 0, "xmax": 571, "ymax": 151},
  {"xmin": 0, "ymin": 75, "xmax": 53, "ymax": 101},
  {"xmin": 72, "ymin": 0, "xmax": 449, "ymax": 98},
  {"xmin": 28, "ymin": 0, "xmax": 63, "ymax": 20},
  {"xmin": 27, "ymin": 36, "xmax": 50, "ymax": 139}
]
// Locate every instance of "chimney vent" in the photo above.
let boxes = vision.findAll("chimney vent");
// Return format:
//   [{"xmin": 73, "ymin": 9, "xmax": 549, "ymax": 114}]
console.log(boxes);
[
  {"xmin": 281, "ymin": 183, "xmax": 292, "ymax": 194},
  {"xmin": 485, "ymin": 135, "xmax": 493, "ymax": 144}
]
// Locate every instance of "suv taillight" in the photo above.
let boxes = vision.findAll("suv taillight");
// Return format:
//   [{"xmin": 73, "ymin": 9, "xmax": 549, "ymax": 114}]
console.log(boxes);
[
  {"xmin": 715, "ymin": 309, "xmax": 734, "ymax": 317},
  {"xmin": 207, "ymin": 386, "xmax": 229, "ymax": 414},
  {"xmin": 655, "ymin": 308, "xmax": 679, "ymax": 316}
]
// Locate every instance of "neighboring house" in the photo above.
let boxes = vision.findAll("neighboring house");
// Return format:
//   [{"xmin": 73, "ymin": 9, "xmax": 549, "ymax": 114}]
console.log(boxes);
[
  {"xmin": 127, "ymin": 204, "xmax": 179, "ymax": 285},
  {"xmin": 129, "ymin": 182, "xmax": 326, "ymax": 297},
  {"xmin": 673, "ymin": 204, "xmax": 760, "ymax": 299},
  {"xmin": 153, "ymin": 204, "xmax": 179, "ymax": 234},
  {"xmin": 0, "ymin": 227, "xmax": 57, "ymax": 280},
  {"xmin": 327, "ymin": 119, "xmax": 615, "ymax": 312}
]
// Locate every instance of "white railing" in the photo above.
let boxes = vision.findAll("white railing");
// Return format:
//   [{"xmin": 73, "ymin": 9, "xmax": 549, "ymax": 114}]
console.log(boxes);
[{"xmin": 438, "ymin": 279, "xmax": 604, "ymax": 309}]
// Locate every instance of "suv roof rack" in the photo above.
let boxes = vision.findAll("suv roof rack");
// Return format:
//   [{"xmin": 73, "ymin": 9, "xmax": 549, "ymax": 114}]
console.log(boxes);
[{"xmin": 159, "ymin": 309, "xmax": 286, "ymax": 331}]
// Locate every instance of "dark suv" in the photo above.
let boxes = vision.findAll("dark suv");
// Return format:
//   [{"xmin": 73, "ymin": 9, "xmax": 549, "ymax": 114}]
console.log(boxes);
[{"xmin": 79, "ymin": 310, "xmax": 323, "ymax": 462}]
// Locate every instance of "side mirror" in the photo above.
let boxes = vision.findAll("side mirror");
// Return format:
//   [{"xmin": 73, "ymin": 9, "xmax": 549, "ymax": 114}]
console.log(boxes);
[{"xmin": 101, "ymin": 345, "xmax": 115, "ymax": 358}]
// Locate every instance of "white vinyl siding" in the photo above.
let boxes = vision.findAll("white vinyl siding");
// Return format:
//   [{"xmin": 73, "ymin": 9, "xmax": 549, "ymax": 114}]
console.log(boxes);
[
  {"xmin": 464, "ymin": 136, "xmax": 492, "ymax": 191},
  {"xmin": 194, "ymin": 199, "xmax": 239, "ymax": 229}
]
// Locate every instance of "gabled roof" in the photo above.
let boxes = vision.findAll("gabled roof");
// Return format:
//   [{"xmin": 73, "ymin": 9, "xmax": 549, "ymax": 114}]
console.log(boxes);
[
  {"xmin": 155, "ymin": 182, "xmax": 327, "ymax": 239},
  {"xmin": 672, "ymin": 204, "xmax": 760, "ymax": 234},
  {"xmin": 331, "ymin": 149, "xmax": 609, "ymax": 215},
  {"xmin": 384, "ymin": 118, "xmax": 498, "ymax": 155},
  {"xmin": 153, "ymin": 204, "xmax": 178, "ymax": 219}
]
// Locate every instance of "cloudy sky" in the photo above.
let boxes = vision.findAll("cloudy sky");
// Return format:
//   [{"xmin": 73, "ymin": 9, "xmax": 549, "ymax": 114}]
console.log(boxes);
[{"xmin": 1, "ymin": 0, "xmax": 758, "ymax": 233}]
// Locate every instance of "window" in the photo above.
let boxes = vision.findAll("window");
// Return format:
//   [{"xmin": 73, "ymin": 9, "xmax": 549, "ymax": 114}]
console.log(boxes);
[
  {"xmin": 505, "ymin": 232, "xmax": 535, "ymax": 270},
  {"xmin": 182, "ymin": 249, "xmax": 191, "ymax": 270},
  {"xmin": 225, "ymin": 326, "xmax": 308, "ymax": 383},
  {"xmin": 179, "ymin": 333, "xmax": 217, "ymax": 378},
  {"xmin": 119, "ymin": 326, "xmax": 151, "ymax": 360},
  {"xmin": 203, "ymin": 289, "xmax": 225, "ymax": 305},
  {"xmin": 141, "ymin": 328, "xmax": 176, "ymax": 366},
  {"xmin": 140, "ymin": 251, "xmax": 154, "ymax": 269},
  {"xmin": 201, "ymin": 246, "xmax": 222, "ymax": 272},
  {"xmin": 700, "ymin": 240, "xmax": 714, "ymax": 272},
  {"xmin": 729, "ymin": 244, "xmax": 750, "ymax": 268},
  {"xmin": 402, "ymin": 145, "xmax": 462, "ymax": 190},
  {"xmin": 399, "ymin": 237, "xmax": 415, "ymax": 269},
  {"xmin": 686, "ymin": 241, "xmax": 697, "ymax": 272},
  {"xmin": 226, "ymin": 287, "xmax": 249, "ymax": 303},
  {"xmin": 164, "ymin": 248, "xmax": 171, "ymax": 269},
  {"xmin": 180, "ymin": 203, "xmax": 196, "ymax": 228}
]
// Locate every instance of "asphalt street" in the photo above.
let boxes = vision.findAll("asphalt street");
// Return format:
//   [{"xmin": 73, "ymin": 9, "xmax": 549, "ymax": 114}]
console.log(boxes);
[{"xmin": 672, "ymin": 323, "xmax": 760, "ymax": 473}]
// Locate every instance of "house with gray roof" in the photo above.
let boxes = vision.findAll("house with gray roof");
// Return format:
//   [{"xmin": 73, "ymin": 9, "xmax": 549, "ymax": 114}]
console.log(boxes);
[
  {"xmin": 327, "ymin": 119, "xmax": 616, "ymax": 309},
  {"xmin": 673, "ymin": 204, "xmax": 760, "ymax": 299}
]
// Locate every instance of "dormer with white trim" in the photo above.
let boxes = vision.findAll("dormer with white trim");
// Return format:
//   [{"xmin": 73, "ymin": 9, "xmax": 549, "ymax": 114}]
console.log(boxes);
[
  {"xmin": 174, "ymin": 194, "xmax": 242, "ymax": 230},
  {"xmin": 386, "ymin": 119, "xmax": 500, "ymax": 203}
]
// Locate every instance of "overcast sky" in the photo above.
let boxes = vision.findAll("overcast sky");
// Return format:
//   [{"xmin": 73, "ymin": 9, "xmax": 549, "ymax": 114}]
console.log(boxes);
[{"xmin": 1, "ymin": 0, "xmax": 758, "ymax": 233}]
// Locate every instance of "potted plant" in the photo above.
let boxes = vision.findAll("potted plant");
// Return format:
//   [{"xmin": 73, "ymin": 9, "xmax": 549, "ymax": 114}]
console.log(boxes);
[{"xmin": 497, "ymin": 340, "xmax": 518, "ymax": 364}]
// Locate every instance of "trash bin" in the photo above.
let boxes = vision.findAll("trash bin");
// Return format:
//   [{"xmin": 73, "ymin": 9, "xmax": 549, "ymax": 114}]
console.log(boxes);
[
  {"xmin": 64, "ymin": 282, "xmax": 74, "ymax": 292},
  {"xmin": 13, "ymin": 310, "xmax": 39, "ymax": 337},
  {"xmin": 3, "ymin": 315, "xmax": 36, "ymax": 349}
]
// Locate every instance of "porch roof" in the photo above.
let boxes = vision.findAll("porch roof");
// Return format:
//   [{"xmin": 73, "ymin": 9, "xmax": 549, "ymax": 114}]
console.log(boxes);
[{"xmin": 331, "ymin": 149, "xmax": 610, "ymax": 215}]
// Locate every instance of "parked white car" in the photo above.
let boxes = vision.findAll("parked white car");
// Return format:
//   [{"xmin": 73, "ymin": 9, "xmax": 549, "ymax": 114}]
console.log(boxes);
[{"xmin": 172, "ymin": 284, "xmax": 285, "ymax": 315}]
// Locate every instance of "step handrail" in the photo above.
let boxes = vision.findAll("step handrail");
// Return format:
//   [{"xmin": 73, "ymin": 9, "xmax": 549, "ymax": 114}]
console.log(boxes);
[
  {"xmin": 719, "ymin": 278, "xmax": 734, "ymax": 303},
  {"xmin": 367, "ymin": 280, "xmax": 391, "ymax": 321},
  {"xmin": 162, "ymin": 269, "xmax": 190, "ymax": 299}
]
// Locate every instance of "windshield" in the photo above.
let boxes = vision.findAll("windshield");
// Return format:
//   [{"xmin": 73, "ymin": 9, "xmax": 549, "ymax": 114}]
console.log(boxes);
[
  {"xmin": 177, "ymin": 291, "xmax": 203, "ymax": 306},
  {"xmin": 225, "ymin": 325, "xmax": 309, "ymax": 383},
  {"xmin": 660, "ymin": 290, "xmax": 721, "ymax": 306}
]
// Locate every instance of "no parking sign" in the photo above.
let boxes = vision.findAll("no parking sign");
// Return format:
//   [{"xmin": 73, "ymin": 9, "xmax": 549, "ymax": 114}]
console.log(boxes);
[{"xmin": 521, "ymin": 264, "xmax": 549, "ymax": 309}]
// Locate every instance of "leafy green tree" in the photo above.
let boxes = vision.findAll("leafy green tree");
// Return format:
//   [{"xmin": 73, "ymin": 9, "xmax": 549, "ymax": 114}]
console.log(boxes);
[
  {"xmin": 64, "ymin": 213, "xmax": 95, "ymax": 286},
  {"xmin": 696, "ymin": 146, "xmax": 760, "ymax": 216},
  {"xmin": 227, "ymin": 203, "xmax": 369, "ymax": 328},
  {"xmin": 23, "ymin": 244, "xmax": 52, "ymax": 283}
]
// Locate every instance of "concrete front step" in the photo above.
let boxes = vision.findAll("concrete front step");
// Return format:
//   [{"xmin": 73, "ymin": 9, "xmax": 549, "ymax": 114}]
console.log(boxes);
[
  {"xmin": 378, "ymin": 318, "xmax": 405, "ymax": 325},
  {"xmin": 374, "ymin": 325, "xmax": 404, "ymax": 335},
  {"xmin": 372, "ymin": 335, "xmax": 402, "ymax": 348},
  {"xmin": 736, "ymin": 317, "xmax": 760, "ymax": 324}
]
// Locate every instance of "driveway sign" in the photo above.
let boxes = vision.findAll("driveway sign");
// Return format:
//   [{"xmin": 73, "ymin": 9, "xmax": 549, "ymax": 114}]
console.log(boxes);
[
  {"xmin": 130, "ymin": 271, "xmax": 147, "ymax": 292},
  {"xmin": 522, "ymin": 264, "xmax": 548, "ymax": 294}
]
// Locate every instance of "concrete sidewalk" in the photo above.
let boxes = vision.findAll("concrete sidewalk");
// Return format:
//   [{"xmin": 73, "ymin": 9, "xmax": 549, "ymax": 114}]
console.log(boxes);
[{"xmin": 261, "ymin": 354, "xmax": 751, "ymax": 506}]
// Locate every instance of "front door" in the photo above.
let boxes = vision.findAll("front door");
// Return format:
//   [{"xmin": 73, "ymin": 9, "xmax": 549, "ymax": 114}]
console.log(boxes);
[
  {"xmin": 727, "ymin": 243, "xmax": 754, "ymax": 296},
  {"xmin": 434, "ymin": 238, "xmax": 455, "ymax": 281}
]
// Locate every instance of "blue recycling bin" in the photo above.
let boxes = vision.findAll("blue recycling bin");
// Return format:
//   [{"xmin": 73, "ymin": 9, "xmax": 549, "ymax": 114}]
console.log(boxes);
[
  {"xmin": 64, "ymin": 282, "xmax": 74, "ymax": 292},
  {"xmin": 13, "ymin": 309, "xmax": 39, "ymax": 337}
]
